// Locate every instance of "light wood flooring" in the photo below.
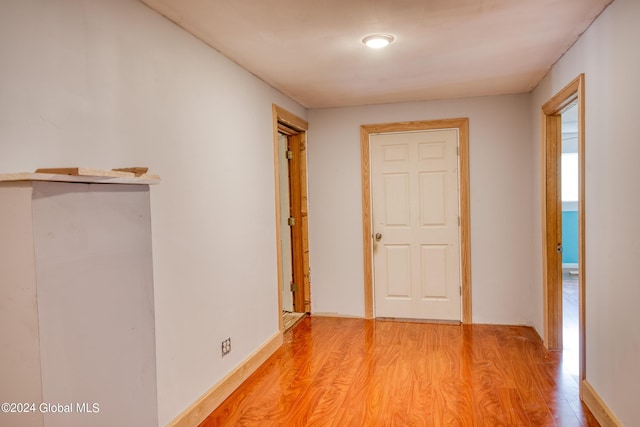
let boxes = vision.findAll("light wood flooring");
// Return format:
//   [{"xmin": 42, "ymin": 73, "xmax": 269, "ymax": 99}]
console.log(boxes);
[
  {"xmin": 283, "ymin": 311, "xmax": 306, "ymax": 332},
  {"xmin": 200, "ymin": 316, "xmax": 598, "ymax": 426},
  {"xmin": 563, "ymin": 270, "xmax": 580, "ymax": 385}
]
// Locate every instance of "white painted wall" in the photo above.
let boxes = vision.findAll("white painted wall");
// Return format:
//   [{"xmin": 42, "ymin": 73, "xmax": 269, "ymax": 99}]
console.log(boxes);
[
  {"xmin": 0, "ymin": 184, "xmax": 43, "ymax": 427},
  {"xmin": 32, "ymin": 182, "xmax": 157, "ymax": 427},
  {"xmin": 4, "ymin": 0, "xmax": 636, "ymax": 424},
  {"xmin": 307, "ymin": 94, "xmax": 534, "ymax": 325},
  {"xmin": 530, "ymin": 0, "xmax": 640, "ymax": 424},
  {"xmin": 0, "ymin": 0, "xmax": 305, "ymax": 424}
]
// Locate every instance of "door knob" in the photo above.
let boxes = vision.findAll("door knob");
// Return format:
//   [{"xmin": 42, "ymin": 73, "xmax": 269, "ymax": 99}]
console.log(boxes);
[{"xmin": 375, "ymin": 233, "xmax": 382, "ymax": 241}]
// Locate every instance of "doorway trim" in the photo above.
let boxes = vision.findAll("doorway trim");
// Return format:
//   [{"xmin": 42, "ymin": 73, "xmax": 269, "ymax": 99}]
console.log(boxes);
[
  {"xmin": 360, "ymin": 118, "xmax": 472, "ymax": 322},
  {"xmin": 272, "ymin": 105, "xmax": 310, "ymax": 332},
  {"xmin": 541, "ymin": 74, "xmax": 586, "ymax": 390}
]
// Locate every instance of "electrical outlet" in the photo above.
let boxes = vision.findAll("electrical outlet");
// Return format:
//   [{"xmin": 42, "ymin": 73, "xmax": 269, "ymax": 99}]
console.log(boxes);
[{"xmin": 221, "ymin": 338, "xmax": 231, "ymax": 357}]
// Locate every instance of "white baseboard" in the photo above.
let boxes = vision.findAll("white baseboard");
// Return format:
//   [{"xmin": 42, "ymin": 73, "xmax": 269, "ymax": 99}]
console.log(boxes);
[
  {"xmin": 582, "ymin": 379, "xmax": 623, "ymax": 427},
  {"xmin": 167, "ymin": 331, "xmax": 283, "ymax": 427},
  {"xmin": 310, "ymin": 312, "xmax": 364, "ymax": 319}
]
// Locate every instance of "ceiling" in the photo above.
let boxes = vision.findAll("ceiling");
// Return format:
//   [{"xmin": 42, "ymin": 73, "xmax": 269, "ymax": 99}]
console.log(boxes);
[{"xmin": 139, "ymin": 0, "xmax": 612, "ymax": 109}]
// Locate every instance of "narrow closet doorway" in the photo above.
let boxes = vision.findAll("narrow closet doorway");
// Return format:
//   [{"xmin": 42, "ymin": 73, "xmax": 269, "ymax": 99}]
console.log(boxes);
[
  {"xmin": 277, "ymin": 132, "xmax": 295, "ymax": 314},
  {"xmin": 272, "ymin": 105, "xmax": 310, "ymax": 332}
]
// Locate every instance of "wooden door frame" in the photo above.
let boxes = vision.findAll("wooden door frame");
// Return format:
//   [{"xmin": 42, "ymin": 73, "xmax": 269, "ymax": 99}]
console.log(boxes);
[
  {"xmin": 272, "ymin": 105, "xmax": 310, "ymax": 332},
  {"xmin": 541, "ymin": 74, "xmax": 586, "ymax": 393},
  {"xmin": 360, "ymin": 118, "xmax": 472, "ymax": 323}
]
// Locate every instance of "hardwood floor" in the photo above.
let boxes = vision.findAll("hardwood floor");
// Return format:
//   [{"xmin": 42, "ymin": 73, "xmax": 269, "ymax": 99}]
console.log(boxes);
[
  {"xmin": 200, "ymin": 317, "xmax": 599, "ymax": 426},
  {"xmin": 563, "ymin": 270, "xmax": 580, "ymax": 384}
]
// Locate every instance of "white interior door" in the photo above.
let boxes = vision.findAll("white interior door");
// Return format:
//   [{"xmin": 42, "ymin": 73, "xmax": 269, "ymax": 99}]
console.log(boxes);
[
  {"xmin": 278, "ymin": 133, "xmax": 294, "ymax": 312},
  {"xmin": 371, "ymin": 129, "xmax": 461, "ymax": 320}
]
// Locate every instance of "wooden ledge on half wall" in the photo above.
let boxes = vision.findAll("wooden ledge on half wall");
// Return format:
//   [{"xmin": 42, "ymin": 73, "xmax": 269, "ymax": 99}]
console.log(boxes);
[{"xmin": 0, "ymin": 167, "xmax": 161, "ymax": 185}]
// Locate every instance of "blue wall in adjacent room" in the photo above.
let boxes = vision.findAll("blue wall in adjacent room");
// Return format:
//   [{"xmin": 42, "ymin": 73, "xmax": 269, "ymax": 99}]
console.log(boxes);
[{"xmin": 562, "ymin": 210, "xmax": 579, "ymax": 264}]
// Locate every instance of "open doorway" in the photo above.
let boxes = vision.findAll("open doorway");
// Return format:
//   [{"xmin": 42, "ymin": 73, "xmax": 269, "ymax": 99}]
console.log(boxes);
[
  {"xmin": 277, "ymin": 132, "xmax": 295, "ymax": 314},
  {"xmin": 541, "ymin": 74, "xmax": 585, "ymax": 397},
  {"xmin": 272, "ymin": 105, "xmax": 310, "ymax": 332},
  {"xmin": 561, "ymin": 103, "xmax": 580, "ymax": 382}
]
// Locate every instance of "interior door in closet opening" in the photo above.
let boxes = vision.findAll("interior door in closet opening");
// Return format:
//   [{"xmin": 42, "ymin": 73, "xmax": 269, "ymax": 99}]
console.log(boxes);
[{"xmin": 371, "ymin": 129, "xmax": 461, "ymax": 320}]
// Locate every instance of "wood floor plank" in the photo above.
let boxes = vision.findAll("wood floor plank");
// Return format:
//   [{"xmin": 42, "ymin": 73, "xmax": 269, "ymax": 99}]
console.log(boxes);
[
  {"xmin": 306, "ymin": 323, "xmax": 366, "ymax": 425},
  {"xmin": 200, "ymin": 317, "xmax": 599, "ymax": 426}
]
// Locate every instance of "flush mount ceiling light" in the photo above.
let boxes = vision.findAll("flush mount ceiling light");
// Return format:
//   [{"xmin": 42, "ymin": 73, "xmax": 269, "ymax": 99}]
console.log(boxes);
[{"xmin": 362, "ymin": 34, "xmax": 395, "ymax": 49}]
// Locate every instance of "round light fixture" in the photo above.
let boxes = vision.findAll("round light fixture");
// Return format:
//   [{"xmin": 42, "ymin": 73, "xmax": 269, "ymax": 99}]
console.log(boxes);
[{"xmin": 362, "ymin": 34, "xmax": 395, "ymax": 49}]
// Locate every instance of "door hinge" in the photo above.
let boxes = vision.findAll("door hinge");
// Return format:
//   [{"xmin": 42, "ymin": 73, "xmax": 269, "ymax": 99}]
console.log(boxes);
[
  {"xmin": 457, "ymin": 146, "xmax": 459, "ymax": 156},
  {"xmin": 460, "ymin": 286, "xmax": 462, "ymax": 296},
  {"xmin": 458, "ymin": 216, "xmax": 460, "ymax": 226},
  {"xmin": 290, "ymin": 282, "xmax": 298, "ymax": 292},
  {"xmin": 288, "ymin": 217, "xmax": 296, "ymax": 226},
  {"xmin": 286, "ymin": 150, "xmax": 293, "ymax": 160}
]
